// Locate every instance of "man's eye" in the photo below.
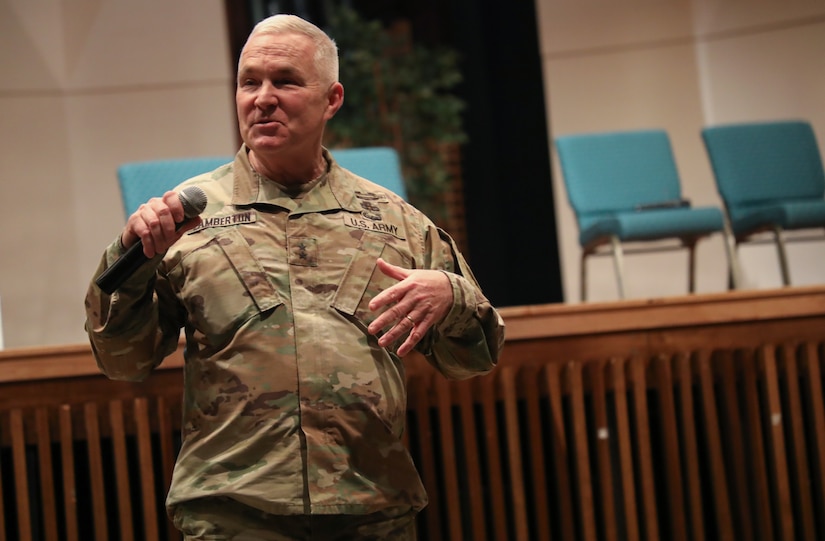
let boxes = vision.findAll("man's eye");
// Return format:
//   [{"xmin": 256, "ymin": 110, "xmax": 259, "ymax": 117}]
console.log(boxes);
[{"xmin": 241, "ymin": 79, "xmax": 259, "ymax": 87}]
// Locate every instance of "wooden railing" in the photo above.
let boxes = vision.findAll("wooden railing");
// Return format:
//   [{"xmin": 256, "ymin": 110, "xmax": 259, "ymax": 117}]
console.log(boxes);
[{"xmin": 1, "ymin": 286, "xmax": 824, "ymax": 540}]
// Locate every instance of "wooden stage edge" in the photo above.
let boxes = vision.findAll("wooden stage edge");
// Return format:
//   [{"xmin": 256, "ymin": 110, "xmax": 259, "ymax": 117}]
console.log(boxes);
[{"xmin": 1, "ymin": 285, "xmax": 823, "ymax": 384}]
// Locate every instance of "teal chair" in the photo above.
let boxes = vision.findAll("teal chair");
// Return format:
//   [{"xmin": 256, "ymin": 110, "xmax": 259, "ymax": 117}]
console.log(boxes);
[
  {"xmin": 556, "ymin": 129, "xmax": 739, "ymax": 300},
  {"xmin": 702, "ymin": 120, "xmax": 825, "ymax": 286},
  {"xmin": 118, "ymin": 156, "xmax": 233, "ymax": 218},
  {"xmin": 117, "ymin": 147, "xmax": 407, "ymax": 217},
  {"xmin": 331, "ymin": 146, "xmax": 407, "ymax": 201}
]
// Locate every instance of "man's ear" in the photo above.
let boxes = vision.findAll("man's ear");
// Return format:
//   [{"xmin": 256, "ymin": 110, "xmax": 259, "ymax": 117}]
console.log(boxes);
[{"xmin": 325, "ymin": 82, "xmax": 344, "ymax": 119}]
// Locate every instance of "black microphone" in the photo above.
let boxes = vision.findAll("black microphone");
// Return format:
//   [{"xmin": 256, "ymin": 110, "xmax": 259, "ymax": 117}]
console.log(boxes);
[{"xmin": 95, "ymin": 186, "xmax": 208, "ymax": 294}]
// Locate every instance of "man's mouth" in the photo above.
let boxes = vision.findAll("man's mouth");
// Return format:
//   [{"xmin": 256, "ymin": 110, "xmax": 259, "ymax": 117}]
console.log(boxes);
[{"xmin": 252, "ymin": 119, "xmax": 282, "ymax": 133}]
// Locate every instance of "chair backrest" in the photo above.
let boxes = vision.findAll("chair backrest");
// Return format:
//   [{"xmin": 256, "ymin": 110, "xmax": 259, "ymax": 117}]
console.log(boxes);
[
  {"xmin": 117, "ymin": 147, "xmax": 407, "ymax": 218},
  {"xmin": 701, "ymin": 120, "xmax": 825, "ymax": 208},
  {"xmin": 330, "ymin": 146, "xmax": 407, "ymax": 200},
  {"xmin": 118, "ymin": 156, "xmax": 233, "ymax": 217},
  {"xmin": 555, "ymin": 129, "xmax": 683, "ymax": 223}
]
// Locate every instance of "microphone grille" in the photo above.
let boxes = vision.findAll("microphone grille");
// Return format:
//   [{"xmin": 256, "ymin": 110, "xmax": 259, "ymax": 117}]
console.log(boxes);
[{"xmin": 178, "ymin": 186, "xmax": 208, "ymax": 219}]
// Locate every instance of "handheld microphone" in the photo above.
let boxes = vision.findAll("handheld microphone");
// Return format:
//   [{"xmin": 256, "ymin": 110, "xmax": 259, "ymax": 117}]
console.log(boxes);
[{"xmin": 95, "ymin": 186, "xmax": 208, "ymax": 294}]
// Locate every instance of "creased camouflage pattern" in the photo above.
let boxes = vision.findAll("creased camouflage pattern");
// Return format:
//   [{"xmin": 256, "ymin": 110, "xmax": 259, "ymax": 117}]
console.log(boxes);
[
  {"xmin": 84, "ymin": 146, "xmax": 505, "ymax": 520},
  {"xmin": 174, "ymin": 496, "xmax": 417, "ymax": 539}
]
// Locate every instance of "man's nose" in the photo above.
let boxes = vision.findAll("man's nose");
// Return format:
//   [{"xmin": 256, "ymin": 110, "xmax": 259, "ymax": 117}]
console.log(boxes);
[{"xmin": 255, "ymin": 81, "xmax": 278, "ymax": 109}]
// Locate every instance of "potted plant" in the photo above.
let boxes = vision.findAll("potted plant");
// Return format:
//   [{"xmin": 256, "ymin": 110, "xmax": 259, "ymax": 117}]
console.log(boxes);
[{"xmin": 323, "ymin": 6, "xmax": 469, "ymax": 250}]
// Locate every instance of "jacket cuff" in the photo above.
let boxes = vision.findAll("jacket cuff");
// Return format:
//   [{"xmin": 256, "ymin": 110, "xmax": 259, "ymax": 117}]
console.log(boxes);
[{"xmin": 436, "ymin": 271, "xmax": 481, "ymax": 337}]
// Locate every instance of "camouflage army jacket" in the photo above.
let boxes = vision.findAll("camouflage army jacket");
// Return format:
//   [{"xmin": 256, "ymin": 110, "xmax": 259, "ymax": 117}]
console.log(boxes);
[{"xmin": 85, "ymin": 147, "xmax": 505, "ymax": 518}]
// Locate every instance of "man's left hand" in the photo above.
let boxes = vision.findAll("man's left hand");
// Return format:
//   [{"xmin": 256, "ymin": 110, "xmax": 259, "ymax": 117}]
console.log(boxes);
[{"xmin": 368, "ymin": 258, "xmax": 453, "ymax": 356}]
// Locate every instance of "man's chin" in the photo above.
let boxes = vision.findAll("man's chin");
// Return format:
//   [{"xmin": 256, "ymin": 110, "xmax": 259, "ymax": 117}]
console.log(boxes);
[{"xmin": 247, "ymin": 135, "xmax": 287, "ymax": 152}]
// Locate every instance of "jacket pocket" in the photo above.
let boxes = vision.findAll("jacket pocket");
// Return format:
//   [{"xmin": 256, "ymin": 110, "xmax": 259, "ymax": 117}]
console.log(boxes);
[
  {"xmin": 330, "ymin": 235, "xmax": 412, "ymax": 436},
  {"xmin": 330, "ymin": 237, "xmax": 410, "ymax": 330},
  {"xmin": 169, "ymin": 229, "xmax": 282, "ymax": 338}
]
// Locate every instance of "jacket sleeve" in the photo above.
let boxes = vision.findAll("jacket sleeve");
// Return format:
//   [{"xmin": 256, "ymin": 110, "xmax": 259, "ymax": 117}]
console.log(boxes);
[
  {"xmin": 84, "ymin": 238, "xmax": 184, "ymax": 382},
  {"xmin": 416, "ymin": 227, "xmax": 506, "ymax": 380}
]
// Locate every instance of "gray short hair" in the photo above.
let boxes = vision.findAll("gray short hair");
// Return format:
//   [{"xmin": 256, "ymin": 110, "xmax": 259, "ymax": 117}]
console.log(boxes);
[{"xmin": 242, "ymin": 14, "xmax": 339, "ymax": 85}]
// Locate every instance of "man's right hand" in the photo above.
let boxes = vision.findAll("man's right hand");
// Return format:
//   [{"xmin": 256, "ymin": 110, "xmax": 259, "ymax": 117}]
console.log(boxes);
[{"xmin": 121, "ymin": 190, "xmax": 201, "ymax": 258}]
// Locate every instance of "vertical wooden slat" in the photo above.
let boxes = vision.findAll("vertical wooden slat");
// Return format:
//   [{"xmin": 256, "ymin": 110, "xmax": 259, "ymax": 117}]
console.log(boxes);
[
  {"xmin": 480, "ymin": 370, "xmax": 509, "ymax": 541},
  {"xmin": 156, "ymin": 396, "xmax": 179, "ymax": 541},
  {"xmin": 610, "ymin": 357, "xmax": 640, "ymax": 541},
  {"xmin": 400, "ymin": 408, "xmax": 411, "ymax": 450},
  {"xmin": 35, "ymin": 407, "xmax": 59, "ymax": 541},
  {"xmin": 568, "ymin": 360, "xmax": 597, "ymax": 541},
  {"xmin": 628, "ymin": 356, "xmax": 659, "ymax": 541},
  {"xmin": 779, "ymin": 343, "xmax": 817, "ymax": 540},
  {"xmin": 501, "ymin": 366, "xmax": 530, "ymax": 541},
  {"xmin": 59, "ymin": 405, "xmax": 79, "ymax": 541},
  {"xmin": 455, "ymin": 381, "xmax": 487, "ymax": 540},
  {"xmin": 544, "ymin": 362, "xmax": 576, "ymax": 541},
  {"xmin": 715, "ymin": 351, "xmax": 750, "ymax": 540},
  {"xmin": 741, "ymin": 348, "xmax": 775, "ymax": 540},
  {"xmin": 760, "ymin": 346, "xmax": 795, "ymax": 540},
  {"xmin": 411, "ymin": 371, "xmax": 442, "ymax": 541},
  {"xmin": 674, "ymin": 353, "xmax": 704, "ymax": 541},
  {"xmin": 10, "ymin": 409, "xmax": 32, "ymax": 541},
  {"xmin": 652, "ymin": 355, "xmax": 687, "ymax": 541},
  {"xmin": 434, "ymin": 376, "xmax": 463, "ymax": 541},
  {"xmin": 109, "ymin": 400, "xmax": 135, "ymax": 541},
  {"xmin": 520, "ymin": 367, "xmax": 551, "ymax": 541},
  {"xmin": 589, "ymin": 359, "xmax": 617, "ymax": 541},
  {"xmin": 135, "ymin": 398, "xmax": 160, "ymax": 541},
  {"xmin": 0, "ymin": 413, "xmax": 7, "ymax": 541},
  {"xmin": 801, "ymin": 340, "xmax": 825, "ymax": 534},
  {"xmin": 84, "ymin": 402, "xmax": 109, "ymax": 541},
  {"xmin": 696, "ymin": 349, "xmax": 735, "ymax": 540}
]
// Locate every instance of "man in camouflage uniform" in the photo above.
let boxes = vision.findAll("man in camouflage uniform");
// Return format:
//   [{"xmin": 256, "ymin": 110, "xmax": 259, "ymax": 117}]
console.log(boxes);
[{"xmin": 85, "ymin": 13, "xmax": 504, "ymax": 541}]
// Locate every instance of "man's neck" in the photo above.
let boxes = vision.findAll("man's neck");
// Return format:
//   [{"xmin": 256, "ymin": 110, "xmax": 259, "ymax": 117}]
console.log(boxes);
[{"xmin": 248, "ymin": 148, "xmax": 327, "ymax": 186}]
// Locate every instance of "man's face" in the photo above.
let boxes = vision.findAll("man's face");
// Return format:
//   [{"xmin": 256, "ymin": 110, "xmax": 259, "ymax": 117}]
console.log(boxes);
[{"xmin": 236, "ymin": 32, "xmax": 341, "ymax": 156}]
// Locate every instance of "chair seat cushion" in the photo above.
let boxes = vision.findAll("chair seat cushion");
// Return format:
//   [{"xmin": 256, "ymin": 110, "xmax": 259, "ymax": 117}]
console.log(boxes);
[
  {"xmin": 729, "ymin": 199, "xmax": 825, "ymax": 236},
  {"xmin": 579, "ymin": 206, "xmax": 725, "ymax": 246}
]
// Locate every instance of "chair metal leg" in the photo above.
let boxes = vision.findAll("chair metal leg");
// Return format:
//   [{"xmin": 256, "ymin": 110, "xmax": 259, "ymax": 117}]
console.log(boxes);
[
  {"xmin": 722, "ymin": 219, "xmax": 742, "ymax": 290},
  {"xmin": 580, "ymin": 252, "xmax": 588, "ymax": 302},
  {"xmin": 610, "ymin": 236, "xmax": 626, "ymax": 299},
  {"xmin": 727, "ymin": 242, "xmax": 741, "ymax": 290},
  {"xmin": 686, "ymin": 241, "xmax": 697, "ymax": 293},
  {"xmin": 773, "ymin": 226, "xmax": 791, "ymax": 286}
]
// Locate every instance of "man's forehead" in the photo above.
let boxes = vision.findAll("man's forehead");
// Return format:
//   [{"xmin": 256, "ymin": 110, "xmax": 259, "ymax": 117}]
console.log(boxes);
[
  {"xmin": 241, "ymin": 33, "xmax": 314, "ymax": 65},
  {"xmin": 245, "ymin": 31, "xmax": 313, "ymax": 53}
]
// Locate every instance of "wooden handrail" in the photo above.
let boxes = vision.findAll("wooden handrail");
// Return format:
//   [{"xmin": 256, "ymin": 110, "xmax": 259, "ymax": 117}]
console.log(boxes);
[
  {"xmin": 0, "ymin": 341, "xmax": 184, "ymax": 384},
  {"xmin": 498, "ymin": 284, "xmax": 825, "ymax": 340},
  {"xmin": 3, "ymin": 285, "xmax": 822, "ymax": 382}
]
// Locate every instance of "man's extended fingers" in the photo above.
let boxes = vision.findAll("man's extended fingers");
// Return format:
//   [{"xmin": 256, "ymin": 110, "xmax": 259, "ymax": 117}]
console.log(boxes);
[
  {"xmin": 375, "ymin": 257, "xmax": 409, "ymax": 280},
  {"xmin": 375, "ymin": 308, "xmax": 427, "ymax": 355}
]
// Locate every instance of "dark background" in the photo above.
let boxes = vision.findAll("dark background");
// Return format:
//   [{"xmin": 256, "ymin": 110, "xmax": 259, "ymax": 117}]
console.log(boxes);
[{"xmin": 224, "ymin": 0, "xmax": 564, "ymax": 307}]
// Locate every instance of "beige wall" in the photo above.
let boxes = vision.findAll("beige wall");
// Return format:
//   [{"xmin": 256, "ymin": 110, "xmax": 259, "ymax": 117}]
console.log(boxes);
[
  {"xmin": 0, "ymin": 0, "xmax": 236, "ymax": 348},
  {"xmin": 538, "ymin": 0, "xmax": 825, "ymax": 302},
  {"xmin": 1, "ymin": 0, "xmax": 824, "ymax": 348}
]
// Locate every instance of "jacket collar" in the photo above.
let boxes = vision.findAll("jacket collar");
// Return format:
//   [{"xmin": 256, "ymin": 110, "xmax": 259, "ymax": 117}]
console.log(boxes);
[{"xmin": 231, "ymin": 145, "xmax": 364, "ymax": 214}]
